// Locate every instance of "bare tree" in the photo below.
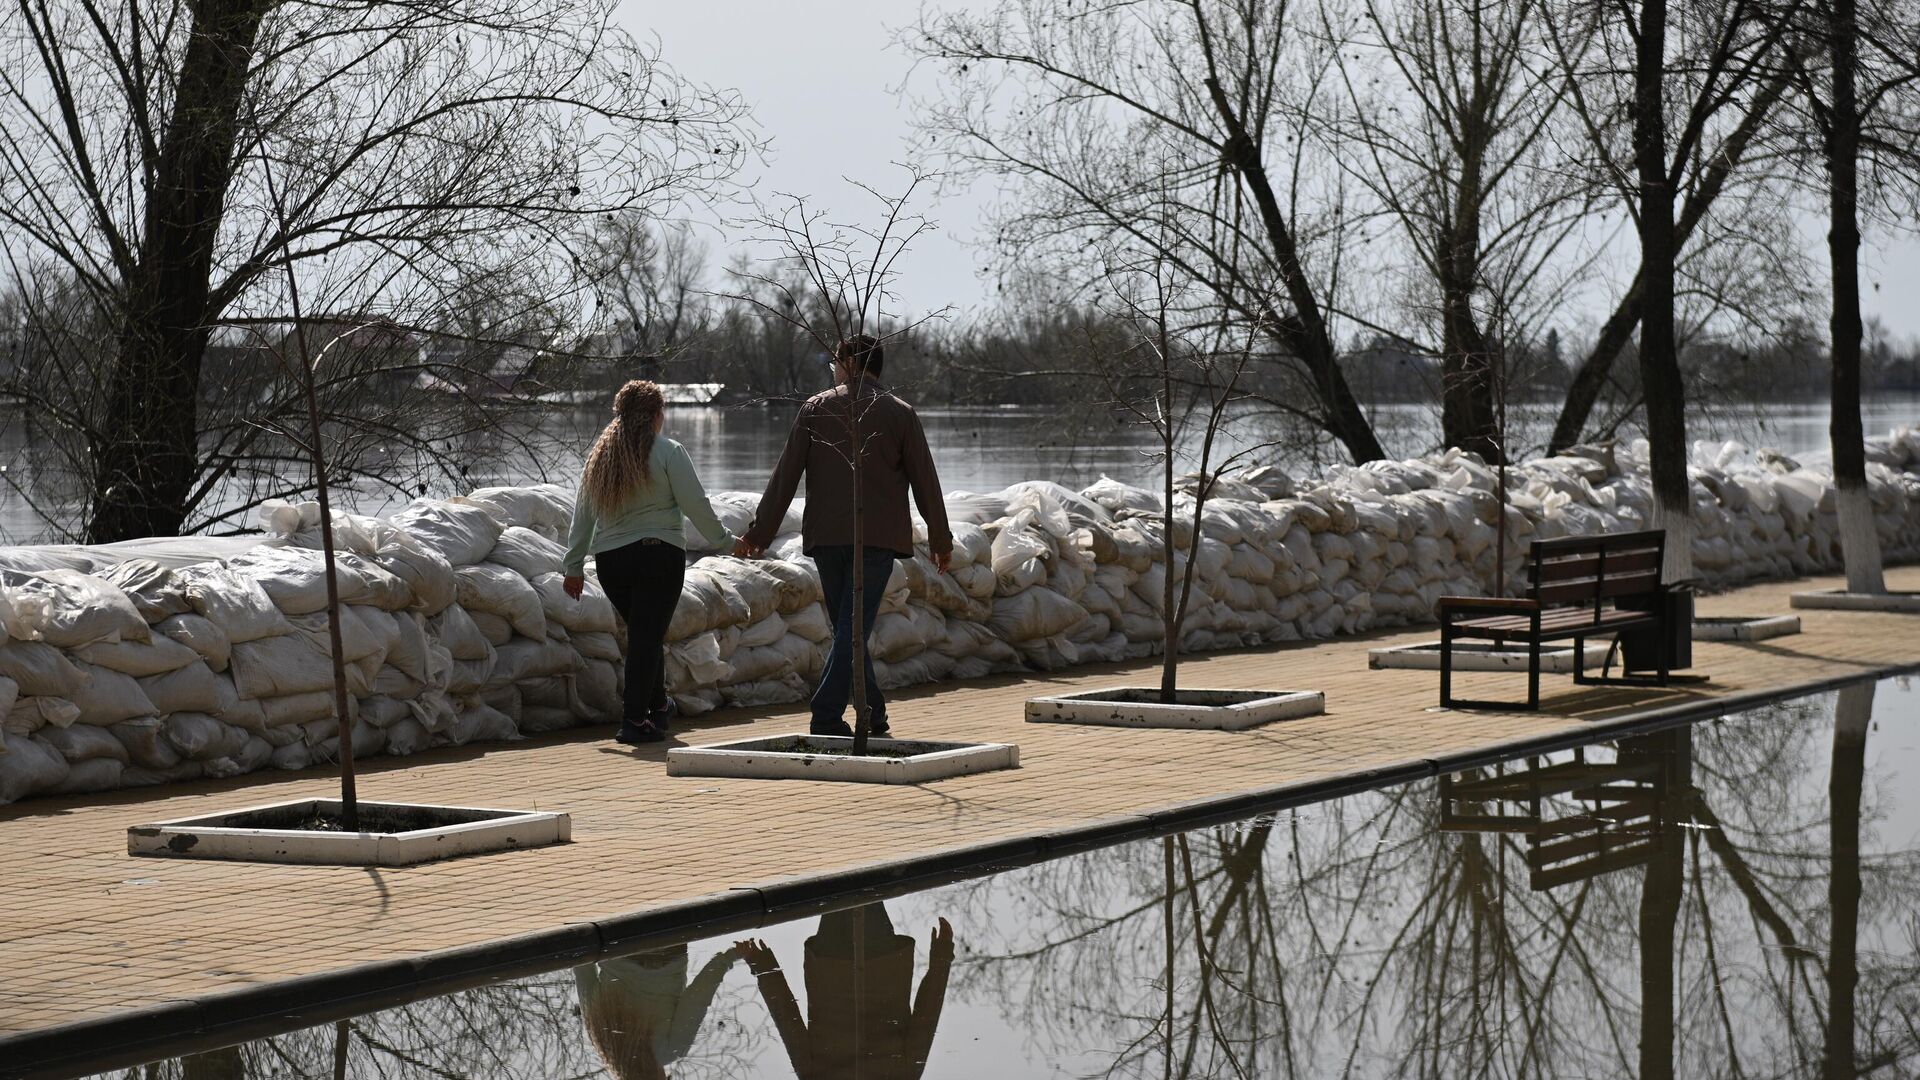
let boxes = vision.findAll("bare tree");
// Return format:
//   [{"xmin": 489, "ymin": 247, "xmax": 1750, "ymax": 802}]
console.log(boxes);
[
  {"xmin": 723, "ymin": 171, "xmax": 946, "ymax": 755},
  {"xmin": 1322, "ymin": 0, "xmax": 1600, "ymax": 463},
  {"xmin": 582, "ymin": 215, "xmax": 712, "ymax": 381},
  {"xmin": 1541, "ymin": 0, "xmax": 1808, "ymax": 454},
  {"xmin": 1790, "ymin": 0, "xmax": 1920, "ymax": 594},
  {"xmin": 0, "ymin": 0, "xmax": 751, "ymax": 542},
  {"xmin": 908, "ymin": 0, "xmax": 1390, "ymax": 464}
]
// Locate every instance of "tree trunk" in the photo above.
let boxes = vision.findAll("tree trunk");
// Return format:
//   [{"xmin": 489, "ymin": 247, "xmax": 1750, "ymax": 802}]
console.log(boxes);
[
  {"xmin": 1202, "ymin": 78, "xmax": 1386, "ymax": 464},
  {"xmin": 88, "ymin": 0, "xmax": 270, "ymax": 542},
  {"xmin": 1634, "ymin": 0, "xmax": 1694, "ymax": 584},
  {"xmin": 1548, "ymin": 65, "xmax": 1799, "ymax": 454},
  {"xmin": 1823, "ymin": 680, "xmax": 1871, "ymax": 1080},
  {"xmin": 1439, "ymin": 260, "xmax": 1502, "ymax": 463},
  {"xmin": 850, "ymin": 374, "xmax": 872, "ymax": 756},
  {"xmin": 1636, "ymin": 727, "xmax": 1688, "ymax": 1080},
  {"xmin": 1826, "ymin": 0, "xmax": 1885, "ymax": 594}
]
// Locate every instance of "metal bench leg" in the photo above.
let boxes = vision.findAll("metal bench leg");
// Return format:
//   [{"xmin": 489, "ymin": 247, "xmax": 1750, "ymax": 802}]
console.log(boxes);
[
  {"xmin": 1527, "ymin": 637, "xmax": 1541, "ymax": 711},
  {"xmin": 1440, "ymin": 624, "xmax": 1455, "ymax": 708},
  {"xmin": 1572, "ymin": 635, "xmax": 1586, "ymax": 685}
]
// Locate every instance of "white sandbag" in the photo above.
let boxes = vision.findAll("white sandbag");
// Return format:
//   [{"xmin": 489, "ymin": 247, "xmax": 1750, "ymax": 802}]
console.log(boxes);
[
  {"xmin": 0, "ymin": 734, "xmax": 69, "ymax": 803},
  {"xmin": 989, "ymin": 588, "xmax": 1090, "ymax": 643},
  {"xmin": 229, "ymin": 634, "xmax": 336, "ymax": 699},
  {"xmin": 134, "ymin": 660, "xmax": 220, "ymax": 716},
  {"xmin": 68, "ymin": 664, "xmax": 158, "ymax": 725},
  {"xmin": 260, "ymin": 690, "xmax": 341, "ymax": 729},
  {"xmin": 493, "ymin": 637, "xmax": 580, "ymax": 682},
  {"xmin": 570, "ymin": 660, "xmax": 621, "ymax": 718},
  {"xmin": 455, "ymin": 564, "xmax": 547, "ymax": 639},
  {"xmin": 430, "ymin": 605, "xmax": 495, "ymax": 662},
  {"xmin": 756, "ymin": 558, "xmax": 825, "ymax": 613},
  {"xmin": 665, "ymin": 632, "xmax": 729, "ymax": 691},
  {"xmin": 390, "ymin": 500, "xmax": 503, "ymax": 565},
  {"xmin": 154, "ymin": 613, "xmax": 231, "ymax": 672},
  {"xmin": 286, "ymin": 606, "xmax": 394, "ymax": 664},
  {"xmin": 532, "ymin": 572, "xmax": 617, "ymax": 633},
  {"xmin": 270, "ymin": 742, "xmax": 313, "ymax": 770},
  {"xmin": 1, "ymin": 569, "xmax": 150, "ymax": 647},
  {"xmin": 374, "ymin": 544, "xmax": 456, "ymax": 615},
  {"xmin": 485, "ymin": 527, "xmax": 568, "ymax": 578},
  {"xmin": 39, "ymin": 721, "xmax": 130, "ymax": 764},
  {"xmin": 99, "ymin": 559, "xmax": 193, "ymax": 623},
  {"xmin": 573, "ymin": 630, "xmax": 622, "ymax": 663},
  {"xmin": 202, "ymin": 736, "xmax": 273, "ymax": 778},
  {"xmin": 383, "ymin": 716, "xmax": 433, "ymax": 756},
  {"xmin": 786, "ymin": 604, "xmax": 832, "ymax": 643},
  {"xmin": 165, "ymin": 713, "xmax": 251, "ymax": 761},
  {"xmin": 175, "ymin": 563, "xmax": 293, "ymax": 644},
  {"xmin": 226, "ymin": 547, "xmax": 338, "ymax": 615},
  {"xmin": 468, "ymin": 610, "xmax": 514, "ymax": 647},
  {"xmin": 738, "ymin": 612, "xmax": 788, "ymax": 650},
  {"xmin": 6, "ymin": 696, "xmax": 81, "ymax": 734},
  {"xmin": 0, "ymin": 641, "xmax": 87, "ymax": 697},
  {"xmin": 442, "ymin": 702, "xmax": 519, "ymax": 747},
  {"xmin": 382, "ymin": 612, "xmax": 433, "ymax": 684},
  {"xmin": 75, "ymin": 635, "xmax": 201, "ymax": 678},
  {"xmin": 111, "ymin": 718, "xmax": 184, "ymax": 769},
  {"xmin": 460, "ymin": 485, "xmax": 575, "ymax": 535}
]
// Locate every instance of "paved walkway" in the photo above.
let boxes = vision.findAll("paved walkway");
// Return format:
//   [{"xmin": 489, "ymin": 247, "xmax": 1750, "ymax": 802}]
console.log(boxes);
[{"xmin": 3, "ymin": 568, "xmax": 1917, "ymax": 1062}]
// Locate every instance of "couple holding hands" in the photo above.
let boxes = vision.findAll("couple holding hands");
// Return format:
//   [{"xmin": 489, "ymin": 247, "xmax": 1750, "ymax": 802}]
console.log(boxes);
[{"xmin": 561, "ymin": 335, "xmax": 952, "ymax": 745}]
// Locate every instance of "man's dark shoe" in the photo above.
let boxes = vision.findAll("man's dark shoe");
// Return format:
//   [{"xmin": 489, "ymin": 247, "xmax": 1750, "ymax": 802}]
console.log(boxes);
[
  {"xmin": 648, "ymin": 699, "xmax": 679, "ymax": 732},
  {"xmin": 809, "ymin": 718, "xmax": 855, "ymax": 738},
  {"xmin": 869, "ymin": 714, "xmax": 892, "ymax": 738},
  {"xmin": 615, "ymin": 720, "xmax": 665, "ymax": 746}
]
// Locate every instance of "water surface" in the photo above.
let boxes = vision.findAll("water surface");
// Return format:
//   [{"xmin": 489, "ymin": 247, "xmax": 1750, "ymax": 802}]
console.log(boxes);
[{"xmin": 82, "ymin": 675, "xmax": 1920, "ymax": 1078}]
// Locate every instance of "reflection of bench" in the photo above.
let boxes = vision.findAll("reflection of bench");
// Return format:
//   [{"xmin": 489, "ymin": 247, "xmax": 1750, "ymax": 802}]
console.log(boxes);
[
  {"xmin": 1439, "ymin": 732, "xmax": 1688, "ymax": 891},
  {"xmin": 1438, "ymin": 530, "xmax": 1672, "ymax": 710}
]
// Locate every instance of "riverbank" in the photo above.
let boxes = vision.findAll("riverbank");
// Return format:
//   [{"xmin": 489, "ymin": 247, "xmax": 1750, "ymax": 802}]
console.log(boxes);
[{"xmin": 3, "ymin": 567, "xmax": 1916, "ymax": 1076}]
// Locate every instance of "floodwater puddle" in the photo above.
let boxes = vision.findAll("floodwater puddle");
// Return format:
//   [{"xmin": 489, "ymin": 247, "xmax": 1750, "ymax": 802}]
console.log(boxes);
[{"xmin": 80, "ymin": 675, "xmax": 1920, "ymax": 1078}]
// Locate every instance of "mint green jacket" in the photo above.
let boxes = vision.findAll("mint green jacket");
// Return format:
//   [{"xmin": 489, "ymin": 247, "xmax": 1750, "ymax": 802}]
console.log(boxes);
[{"xmin": 563, "ymin": 437, "xmax": 733, "ymax": 576}]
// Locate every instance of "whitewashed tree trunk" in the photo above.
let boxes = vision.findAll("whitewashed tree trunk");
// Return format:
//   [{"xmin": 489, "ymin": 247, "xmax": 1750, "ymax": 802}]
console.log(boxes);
[
  {"xmin": 1835, "ymin": 484, "xmax": 1886, "ymax": 593},
  {"xmin": 1650, "ymin": 493, "xmax": 1696, "ymax": 585}
]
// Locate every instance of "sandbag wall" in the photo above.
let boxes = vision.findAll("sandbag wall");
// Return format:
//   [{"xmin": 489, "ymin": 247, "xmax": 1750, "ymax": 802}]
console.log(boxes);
[{"xmin": 3, "ymin": 429, "xmax": 1919, "ymax": 804}]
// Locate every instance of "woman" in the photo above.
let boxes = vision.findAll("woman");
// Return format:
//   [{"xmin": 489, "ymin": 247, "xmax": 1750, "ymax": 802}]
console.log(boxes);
[
  {"xmin": 564, "ymin": 380, "xmax": 732, "ymax": 744},
  {"xmin": 575, "ymin": 945, "xmax": 736, "ymax": 1079}
]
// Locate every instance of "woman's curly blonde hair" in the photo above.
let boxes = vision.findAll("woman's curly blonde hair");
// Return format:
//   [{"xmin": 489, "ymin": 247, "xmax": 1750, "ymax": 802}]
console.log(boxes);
[{"xmin": 582, "ymin": 380, "xmax": 665, "ymax": 514}]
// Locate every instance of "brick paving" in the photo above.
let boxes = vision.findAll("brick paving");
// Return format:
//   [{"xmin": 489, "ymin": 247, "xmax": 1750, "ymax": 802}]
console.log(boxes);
[{"xmin": 2, "ymin": 568, "xmax": 1916, "ymax": 1042}]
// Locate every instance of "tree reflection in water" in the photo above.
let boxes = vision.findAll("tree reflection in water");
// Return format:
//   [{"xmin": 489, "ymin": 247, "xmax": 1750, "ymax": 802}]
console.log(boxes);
[
  {"xmin": 940, "ymin": 683, "xmax": 1920, "ymax": 1078},
  {"xmin": 82, "ymin": 679, "xmax": 1920, "ymax": 1079}
]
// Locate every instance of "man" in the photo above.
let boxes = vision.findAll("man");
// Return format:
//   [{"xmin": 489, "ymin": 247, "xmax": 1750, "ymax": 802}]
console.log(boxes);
[{"xmin": 734, "ymin": 335, "xmax": 951, "ymax": 737}]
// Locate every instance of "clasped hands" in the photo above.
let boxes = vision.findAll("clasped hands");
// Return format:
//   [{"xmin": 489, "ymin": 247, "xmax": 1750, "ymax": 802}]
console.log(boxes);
[{"xmin": 732, "ymin": 536, "xmax": 950, "ymax": 574}]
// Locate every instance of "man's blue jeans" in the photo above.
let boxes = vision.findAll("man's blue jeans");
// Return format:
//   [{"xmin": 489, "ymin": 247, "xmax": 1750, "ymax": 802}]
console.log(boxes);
[{"xmin": 810, "ymin": 545, "xmax": 896, "ymax": 732}]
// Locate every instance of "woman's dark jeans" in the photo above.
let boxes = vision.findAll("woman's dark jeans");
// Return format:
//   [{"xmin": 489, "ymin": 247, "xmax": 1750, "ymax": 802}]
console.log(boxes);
[
  {"xmin": 593, "ymin": 538, "xmax": 686, "ymax": 725},
  {"xmin": 810, "ymin": 545, "xmax": 898, "ymax": 733}
]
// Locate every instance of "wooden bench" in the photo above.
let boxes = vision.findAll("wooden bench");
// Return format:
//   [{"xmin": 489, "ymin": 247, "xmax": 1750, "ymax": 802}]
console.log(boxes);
[{"xmin": 1438, "ymin": 529, "xmax": 1674, "ymax": 710}]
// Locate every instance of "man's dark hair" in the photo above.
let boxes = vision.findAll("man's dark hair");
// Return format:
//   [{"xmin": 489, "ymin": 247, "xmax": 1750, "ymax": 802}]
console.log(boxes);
[{"xmin": 837, "ymin": 334, "xmax": 884, "ymax": 377}]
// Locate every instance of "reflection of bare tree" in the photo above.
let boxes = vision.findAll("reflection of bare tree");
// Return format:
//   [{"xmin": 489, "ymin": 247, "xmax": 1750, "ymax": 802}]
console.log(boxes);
[
  {"xmin": 948, "ymin": 689, "xmax": 1920, "ymax": 1078},
  {"xmin": 735, "ymin": 902, "xmax": 954, "ymax": 1080}
]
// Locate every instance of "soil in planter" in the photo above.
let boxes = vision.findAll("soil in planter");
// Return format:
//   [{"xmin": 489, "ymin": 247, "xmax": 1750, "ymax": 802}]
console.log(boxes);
[
  {"xmin": 223, "ymin": 804, "xmax": 498, "ymax": 834},
  {"xmin": 755, "ymin": 737, "xmax": 969, "ymax": 759}
]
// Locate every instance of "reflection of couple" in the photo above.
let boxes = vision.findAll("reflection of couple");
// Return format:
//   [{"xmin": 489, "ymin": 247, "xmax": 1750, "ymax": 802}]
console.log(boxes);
[
  {"xmin": 738, "ymin": 905, "xmax": 955, "ymax": 1080},
  {"xmin": 562, "ymin": 336, "xmax": 952, "ymax": 744},
  {"xmin": 575, "ymin": 903, "xmax": 953, "ymax": 1080}
]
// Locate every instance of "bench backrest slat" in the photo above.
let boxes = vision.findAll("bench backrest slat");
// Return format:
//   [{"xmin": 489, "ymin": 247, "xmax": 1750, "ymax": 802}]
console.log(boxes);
[{"xmin": 1527, "ymin": 529, "xmax": 1665, "ymax": 609}]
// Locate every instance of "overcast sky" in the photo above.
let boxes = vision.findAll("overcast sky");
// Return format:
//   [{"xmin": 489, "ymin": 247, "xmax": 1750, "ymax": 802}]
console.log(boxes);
[{"xmin": 625, "ymin": 0, "xmax": 1920, "ymax": 341}]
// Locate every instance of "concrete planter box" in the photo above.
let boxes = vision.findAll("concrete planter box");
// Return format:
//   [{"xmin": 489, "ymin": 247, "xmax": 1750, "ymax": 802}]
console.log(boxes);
[
  {"xmin": 1692, "ymin": 615, "xmax": 1801, "ymax": 641},
  {"xmin": 667, "ymin": 735, "xmax": 1018, "ymax": 784},
  {"xmin": 1790, "ymin": 589, "xmax": 1920, "ymax": 613},
  {"xmin": 1369, "ymin": 640, "xmax": 1613, "ymax": 673},
  {"xmin": 128, "ymin": 799, "xmax": 570, "ymax": 866},
  {"xmin": 1025, "ymin": 688, "xmax": 1324, "ymax": 730}
]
